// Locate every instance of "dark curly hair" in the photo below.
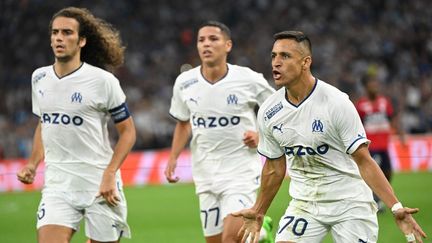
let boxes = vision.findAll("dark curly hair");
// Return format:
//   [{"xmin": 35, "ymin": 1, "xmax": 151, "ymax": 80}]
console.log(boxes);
[{"xmin": 49, "ymin": 7, "xmax": 125, "ymax": 70}]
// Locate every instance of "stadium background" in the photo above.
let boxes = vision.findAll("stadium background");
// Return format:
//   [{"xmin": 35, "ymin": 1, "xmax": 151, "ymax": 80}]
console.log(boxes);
[{"xmin": 0, "ymin": 0, "xmax": 431, "ymax": 242}]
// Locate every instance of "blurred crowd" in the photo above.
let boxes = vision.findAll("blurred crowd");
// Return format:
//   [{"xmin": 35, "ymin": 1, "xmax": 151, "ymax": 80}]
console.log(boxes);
[{"xmin": 1, "ymin": 0, "xmax": 431, "ymax": 159}]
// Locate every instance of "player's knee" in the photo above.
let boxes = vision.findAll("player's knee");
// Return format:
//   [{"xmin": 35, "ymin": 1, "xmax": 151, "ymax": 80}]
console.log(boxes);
[{"xmin": 38, "ymin": 225, "xmax": 73, "ymax": 243}]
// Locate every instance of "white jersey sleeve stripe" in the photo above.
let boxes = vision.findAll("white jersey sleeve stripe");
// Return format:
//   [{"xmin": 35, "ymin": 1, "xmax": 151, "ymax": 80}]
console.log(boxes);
[
  {"xmin": 257, "ymin": 150, "xmax": 284, "ymax": 160},
  {"xmin": 346, "ymin": 136, "xmax": 370, "ymax": 154},
  {"xmin": 168, "ymin": 112, "xmax": 189, "ymax": 122}
]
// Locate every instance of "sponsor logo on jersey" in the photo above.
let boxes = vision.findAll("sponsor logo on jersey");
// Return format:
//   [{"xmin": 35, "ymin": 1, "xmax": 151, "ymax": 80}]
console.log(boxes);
[
  {"xmin": 41, "ymin": 112, "xmax": 84, "ymax": 126},
  {"xmin": 180, "ymin": 79, "xmax": 198, "ymax": 90},
  {"xmin": 32, "ymin": 72, "xmax": 46, "ymax": 84},
  {"xmin": 284, "ymin": 144, "xmax": 329, "ymax": 156},
  {"xmin": 192, "ymin": 115, "xmax": 240, "ymax": 128},
  {"xmin": 227, "ymin": 94, "xmax": 238, "ymax": 105},
  {"xmin": 265, "ymin": 102, "xmax": 283, "ymax": 120},
  {"xmin": 71, "ymin": 92, "xmax": 82, "ymax": 103},
  {"xmin": 272, "ymin": 123, "xmax": 283, "ymax": 133},
  {"xmin": 38, "ymin": 90, "xmax": 44, "ymax": 97},
  {"xmin": 312, "ymin": 119, "xmax": 324, "ymax": 132}
]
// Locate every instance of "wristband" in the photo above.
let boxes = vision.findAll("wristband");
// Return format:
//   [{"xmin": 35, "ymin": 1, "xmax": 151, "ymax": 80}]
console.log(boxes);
[{"xmin": 391, "ymin": 202, "xmax": 403, "ymax": 214}]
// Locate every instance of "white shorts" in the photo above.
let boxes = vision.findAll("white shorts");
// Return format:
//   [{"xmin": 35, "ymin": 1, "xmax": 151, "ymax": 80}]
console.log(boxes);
[
  {"xmin": 36, "ymin": 190, "xmax": 131, "ymax": 242},
  {"xmin": 198, "ymin": 191, "xmax": 256, "ymax": 237},
  {"xmin": 275, "ymin": 199, "xmax": 378, "ymax": 243}
]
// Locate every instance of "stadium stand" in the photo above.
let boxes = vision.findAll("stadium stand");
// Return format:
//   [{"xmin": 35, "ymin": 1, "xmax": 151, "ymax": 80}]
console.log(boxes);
[{"xmin": 0, "ymin": 0, "xmax": 431, "ymax": 159}]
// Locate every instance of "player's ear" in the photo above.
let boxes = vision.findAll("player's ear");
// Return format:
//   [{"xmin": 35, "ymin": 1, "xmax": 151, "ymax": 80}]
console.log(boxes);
[
  {"xmin": 79, "ymin": 37, "xmax": 86, "ymax": 48},
  {"xmin": 302, "ymin": 56, "xmax": 312, "ymax": 70},
  {"xmin": 226, "ymin": 39, "xmax": 233, "ymax": 53}
]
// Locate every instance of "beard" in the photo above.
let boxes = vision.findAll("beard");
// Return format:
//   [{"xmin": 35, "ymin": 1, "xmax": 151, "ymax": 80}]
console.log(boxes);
[{"xmin": 55, "ymin": 54, "xmax": 74, "ymax": 63}]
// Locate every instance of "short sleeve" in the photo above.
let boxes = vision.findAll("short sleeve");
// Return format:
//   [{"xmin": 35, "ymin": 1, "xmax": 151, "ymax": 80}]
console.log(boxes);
[
  {"xmin": 105, "ymin": 74, "xmax": 126, "ymax": 110},
  {"xmin": 169, "ymin": 76, "xmax": 190, "ymax": 121},
  {"xmin": 253, "ymin": 73, "xmax": 275, "ymax": 106},
  {"xmin": 333, "ymin": 95, "xmax": 370, "ymax": 154},
  {"xmin": 31, "ymin": 71, "xmax": 41, "ymax": 117},
  {"xmin": 256, "ymin": 107, "xmax": 285, "ymax": 159}
]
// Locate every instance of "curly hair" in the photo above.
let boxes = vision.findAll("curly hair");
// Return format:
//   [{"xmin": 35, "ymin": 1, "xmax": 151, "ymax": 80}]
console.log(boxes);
[{"xmin": 49, "ymin": 7, "xmax": 125, "ymax": 70}]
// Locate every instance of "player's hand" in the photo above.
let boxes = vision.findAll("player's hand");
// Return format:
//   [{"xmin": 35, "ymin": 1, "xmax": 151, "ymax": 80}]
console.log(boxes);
[
  {"xmin": 393, "ymin": 207, "xmax": 427, "ymax": 243},
  {"xmin": 164, "ymin": 158, "xmax": 179, "ymax": 183},
  {"xmin": 97, "ymin": 170, "xmax": 121, "ymax": 207},
  {"xmin": 243, "ymin": 131, "xmax": 259, "ymax": 148},
  {"xmin": 17, "ymin": 164, "xmax": 37, "ymax": 184},
  {"xmin": 232, "ymin": 208, "xmax": 263, "ymax": 243}
]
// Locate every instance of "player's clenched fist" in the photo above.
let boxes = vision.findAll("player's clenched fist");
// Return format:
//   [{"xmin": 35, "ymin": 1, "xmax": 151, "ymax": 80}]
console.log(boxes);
[{"xmin": 17, "ymin": 164, "xmax": 36, "ymax": 184}]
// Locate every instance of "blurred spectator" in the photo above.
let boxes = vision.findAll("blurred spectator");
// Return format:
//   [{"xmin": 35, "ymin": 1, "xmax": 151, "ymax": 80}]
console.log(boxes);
[{"xmin": 1, "ymin": 0, "xmax": 431, "ymax": 159}]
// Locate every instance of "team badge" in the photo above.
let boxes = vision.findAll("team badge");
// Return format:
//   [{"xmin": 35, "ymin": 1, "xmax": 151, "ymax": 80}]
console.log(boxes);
[
  {"xmin": 227, "ymin": 94, "xmax": 238, "ymax": 105},
  {"xmin": 312, "ymin": 119, "xmax": 324, "ymax": 132},
  {"xmin": 71, "ymin": 92, "xmax": 83, "ymax": 103}
]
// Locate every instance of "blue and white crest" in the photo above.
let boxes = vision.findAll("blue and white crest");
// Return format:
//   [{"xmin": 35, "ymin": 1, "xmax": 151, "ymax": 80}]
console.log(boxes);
[
  {"xmin": 227, "ymin": 94, "xmax": 238, "ymax": 105},
  {"xmin": 71, "ymin": 92, "xmax": 83, "ymax": 103},
  {"xmin": 312, "ymin": 119, "xmax": 324, "ymax": 132}
]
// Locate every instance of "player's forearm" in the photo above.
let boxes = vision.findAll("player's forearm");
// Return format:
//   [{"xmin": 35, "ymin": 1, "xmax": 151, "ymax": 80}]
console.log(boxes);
[
  {"xmin": 28, "ymin": 123, "xmax": 44, "ymax": 168},
  {"xmin": 253, "ymin": 157, "xmax": 286, "ymax": 216},
  {"xmin": 357, "ymin": 157, "xmax": 399, "ymax": 208},
  {"xmin": 169, "ymin": 121, "xmax": 191, "ymax": 160},
  {"xmin": 106, "ymin": 117, "xmax": 136, "ymax": 173}
]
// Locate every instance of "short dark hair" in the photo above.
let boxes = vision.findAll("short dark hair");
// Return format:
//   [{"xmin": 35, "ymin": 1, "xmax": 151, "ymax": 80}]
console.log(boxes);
[
  {"xmin": 273, "ymin": 30, "xmax": 312, "ymax": 54},
  {"xmin": 199, "ymin": 20, "xmax": 231, "ymax": 39}
]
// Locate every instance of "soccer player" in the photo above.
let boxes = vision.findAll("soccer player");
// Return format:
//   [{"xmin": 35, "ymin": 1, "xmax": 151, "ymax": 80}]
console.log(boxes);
[
  {"xmin": 16, "ymin": 7, "xmax": 135, "ymax": 243},
  {"xmin": 355, "ymin": 73, "xmax": 406, "ymax": 212},
  {"xmin": 233, "ymin": 31, "xmax": 427, "ymax": 243},
  {"xmin": 164, "ymin": 21, "xmax": 275, "ymax": 243}
]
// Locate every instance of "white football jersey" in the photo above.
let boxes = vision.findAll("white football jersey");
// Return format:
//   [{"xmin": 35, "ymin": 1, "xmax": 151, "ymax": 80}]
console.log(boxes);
[
  {"xmin": 170, "ymin": 64, "xmax": 275, "ymax": 192},
  {"xmin": 257, "ymin": 79, "xmax": 374, "ymax": 202},
  {"xmin": 31, "ymin": 62, "xmax": 127, "ymax": 191}
]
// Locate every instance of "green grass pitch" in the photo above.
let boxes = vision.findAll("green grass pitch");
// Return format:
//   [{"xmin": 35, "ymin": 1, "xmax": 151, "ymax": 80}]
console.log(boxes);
[{"xmin": 0, "ymin": 172, "xmax": 431, "ymax": 242}]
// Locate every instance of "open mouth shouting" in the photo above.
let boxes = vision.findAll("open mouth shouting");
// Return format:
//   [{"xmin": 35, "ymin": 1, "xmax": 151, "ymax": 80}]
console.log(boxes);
[{"xmin": 272, "ymin": 69, "xmax": 282, "ymax": 80}]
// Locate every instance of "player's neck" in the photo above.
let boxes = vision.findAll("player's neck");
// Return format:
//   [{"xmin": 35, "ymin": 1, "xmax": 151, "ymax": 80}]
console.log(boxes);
[
  {"xmin": 286, "ymin": 75, "xmax": 316, "ymax": 105},
  {"xmin": 53, "ymin": 57, "xmax": 83, "ymax": 78},
  {"xmin": 200, "ymin": 63, "xmax": 228, "ymax": 84}
]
